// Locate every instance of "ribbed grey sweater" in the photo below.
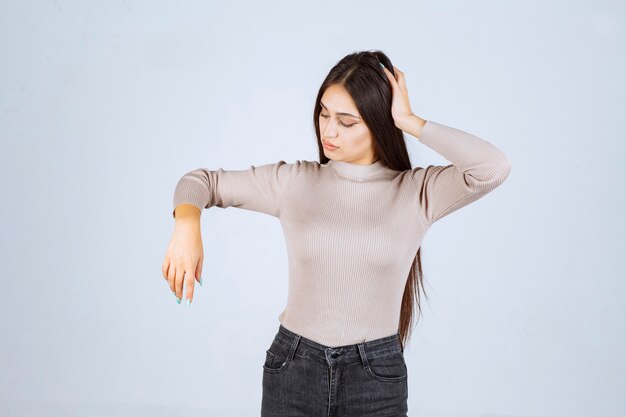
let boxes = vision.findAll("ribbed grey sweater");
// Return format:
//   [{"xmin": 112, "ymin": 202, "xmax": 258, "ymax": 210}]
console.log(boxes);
[{"xmin": 172, "ymin": 120, "xmax": 511, "ymax": 346}]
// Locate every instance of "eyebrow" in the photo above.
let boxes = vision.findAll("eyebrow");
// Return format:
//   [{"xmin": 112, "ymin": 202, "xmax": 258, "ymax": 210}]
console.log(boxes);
[{"xmin": 320, "ymin": 101, "xmax": 361, "ymax": 120}]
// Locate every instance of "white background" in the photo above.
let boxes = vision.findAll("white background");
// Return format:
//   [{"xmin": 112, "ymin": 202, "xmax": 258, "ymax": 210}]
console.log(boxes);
[{"xmin": 1, "ymin": 1, "xmax": 624, "ymax": 416}]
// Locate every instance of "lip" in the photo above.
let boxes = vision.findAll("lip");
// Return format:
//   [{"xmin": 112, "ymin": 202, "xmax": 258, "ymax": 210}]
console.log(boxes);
[{"xmin": 323, "ymin": 141, "xmax": 339, "ymax": 150}]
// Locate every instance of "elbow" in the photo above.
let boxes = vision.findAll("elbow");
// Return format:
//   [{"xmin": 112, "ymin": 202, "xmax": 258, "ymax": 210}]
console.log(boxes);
[
  {"xmin": 495, "ymin": 156, "xmax": 512, "ymax": 184},
  {"xmin": 464, "ymin": 157, "xmax": 511, "ymax": 191},
  {"xmin": 489, "ymin": 157, "xmax": 511, "ymax": 189}
]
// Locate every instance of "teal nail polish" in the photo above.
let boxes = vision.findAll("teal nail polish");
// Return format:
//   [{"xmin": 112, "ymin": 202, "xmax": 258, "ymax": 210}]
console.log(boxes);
[
  {"xmin": 176, "ymin": 296, "xmax": 181, "ymax": 304},
  {"xmin": 186, "ymin": 298, "xmax": 191, "ymax": 307},
  {"xmin": 379, "ymin": 62, "xmax": 385, "ymax": 68},
  {"xmin": 199, "ymin": 276, "xmax": 203, "ymax": 286}
]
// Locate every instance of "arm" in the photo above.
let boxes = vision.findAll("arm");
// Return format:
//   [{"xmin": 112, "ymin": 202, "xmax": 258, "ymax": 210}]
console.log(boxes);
[
  {"xmin": 173, "ymin": 204, "xmax": 201, "ymax": 220},
  {"xmin": 172, "ymin": 160, "xmax": 302, "ymax": 219},
  {"xmin": 408, "ymin": 117, "xmax": 512, "ymax": 224}
]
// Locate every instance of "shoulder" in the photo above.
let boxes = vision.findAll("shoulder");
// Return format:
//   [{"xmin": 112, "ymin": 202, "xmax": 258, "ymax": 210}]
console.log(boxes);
[
  {"xmin": 290, "ymin": 159, "xmax": 322, "ymax": 168},
  {"xmin": 402, "ymin": 164, "xmax": 448, "ymax": 185},
  {"xmin": 394, "ymin": 165, "xmax": 460, "ymax": 193},
  {"xmin": 274, "ymin": 159, "xmax": 323, "ymax": 175},
  {"xmin": 249, "ymin": 159, "xmax": 322, "ymax": 187},
  {"xmin": 391, "ymin": 164, "xmax": 427, "ymax": 184}
]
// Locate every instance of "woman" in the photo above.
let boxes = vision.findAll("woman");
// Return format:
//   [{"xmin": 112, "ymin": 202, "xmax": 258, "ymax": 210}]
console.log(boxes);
[{"xmin": 162, "ymin": 50, "xmax": 511, "ymax": 416}]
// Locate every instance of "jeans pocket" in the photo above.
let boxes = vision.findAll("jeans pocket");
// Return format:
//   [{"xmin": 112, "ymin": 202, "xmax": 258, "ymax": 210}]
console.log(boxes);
[
  {"xmin": 262, "ymin": 340, "xmax": 293, "ymax": 374},
  {"xmin": 363, "ymin": 349, "xmax": 408, "ymax": 382}
]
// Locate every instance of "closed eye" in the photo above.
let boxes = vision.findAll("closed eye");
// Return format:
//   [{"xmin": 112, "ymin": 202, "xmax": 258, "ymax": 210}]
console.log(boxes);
[{"xmin": 320, "ymin": 113, "xmax": 356, "ymax": 128}]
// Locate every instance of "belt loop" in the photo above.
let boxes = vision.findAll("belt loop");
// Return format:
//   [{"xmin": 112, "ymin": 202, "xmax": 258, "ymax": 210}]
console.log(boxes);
[
  {"xmin": 288, "ymin": 334, "xmax": 301, "ymax": 360},
  {"xmin": 356, "ymin": 339, "xmax": 370, "ymax": 368}
]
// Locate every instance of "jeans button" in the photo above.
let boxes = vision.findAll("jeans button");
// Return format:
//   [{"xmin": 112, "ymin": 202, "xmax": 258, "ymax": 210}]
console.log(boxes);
[{"xmin": 330, "ymin": 351, "xmax": 338, "ymax": 358}]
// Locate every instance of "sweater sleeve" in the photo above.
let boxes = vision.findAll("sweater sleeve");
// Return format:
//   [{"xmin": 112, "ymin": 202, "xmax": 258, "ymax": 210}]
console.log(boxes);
[
  {"xmin": 172, "ymin": 160, "xmax": 302, "ymax": 219},
  {"xmin": 411, "ymin": 120, "xmax": 511, "ymax": 224}
]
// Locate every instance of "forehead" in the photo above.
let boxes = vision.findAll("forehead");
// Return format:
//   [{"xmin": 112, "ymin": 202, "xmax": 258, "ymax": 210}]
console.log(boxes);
[{"xmin": 320, "ymin": 84, "xmax": 359, "ymax": 114}]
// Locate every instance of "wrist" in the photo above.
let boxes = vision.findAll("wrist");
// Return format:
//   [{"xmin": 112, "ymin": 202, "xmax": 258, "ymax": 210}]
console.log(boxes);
[
  {"xmin": 398, "ymin": 114, "xmax": 427, "ymax": 138},
  {"xmin": 174, "ymin": 218, "xmax": 201, "ymax": 234}
]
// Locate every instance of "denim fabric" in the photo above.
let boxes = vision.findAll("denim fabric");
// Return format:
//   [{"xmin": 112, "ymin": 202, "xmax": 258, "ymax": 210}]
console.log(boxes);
[{"xmin": 261, "ymin": 324, "xmax": 408, "ymax": 417}]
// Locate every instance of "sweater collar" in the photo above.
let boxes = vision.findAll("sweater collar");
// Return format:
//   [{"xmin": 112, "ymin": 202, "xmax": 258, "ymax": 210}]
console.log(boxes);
[{"xmin": 327, "ymin": 158, "xmax": 388, "ymax": 178}]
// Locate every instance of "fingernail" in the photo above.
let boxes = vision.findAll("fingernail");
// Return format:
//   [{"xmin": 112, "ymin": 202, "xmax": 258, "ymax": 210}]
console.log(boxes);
[
  {"xmin": 186, "ymin": 298, "xmax": 191, "ymax": 307},
  {"xmin": 379, "ymin": 62, "xmax": 385, "ymax": 68},
  {"xmin": 199, "ymin": 276, "xmax": 203, "ymax": 286},
  {"xmin": 176, "ymin": 296, "xmax": 181, "ymax": 304}
]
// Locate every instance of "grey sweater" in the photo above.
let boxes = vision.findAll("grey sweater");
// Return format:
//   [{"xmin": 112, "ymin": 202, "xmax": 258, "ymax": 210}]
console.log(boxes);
[{"xmin": 172, "ymin": 120, "xmax": 511, "ymax": 346}]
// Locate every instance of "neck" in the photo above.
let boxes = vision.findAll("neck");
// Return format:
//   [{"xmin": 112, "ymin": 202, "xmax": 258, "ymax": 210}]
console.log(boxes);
[{"xmin": 327, "ymin": 158, "xmax": 389, "ymax": 179}]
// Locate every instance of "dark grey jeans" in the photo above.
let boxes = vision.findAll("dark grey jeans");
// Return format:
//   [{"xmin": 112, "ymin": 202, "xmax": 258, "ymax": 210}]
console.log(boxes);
[{"xmin": 261, "ymin": 324, "xmax": 408, "ymax": 417}]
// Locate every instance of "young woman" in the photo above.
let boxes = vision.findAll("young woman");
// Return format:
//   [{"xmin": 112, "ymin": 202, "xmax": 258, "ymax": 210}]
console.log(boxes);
[{"xmin": 162, "ymin": 50, "xmax": 511, "ymax": 417}]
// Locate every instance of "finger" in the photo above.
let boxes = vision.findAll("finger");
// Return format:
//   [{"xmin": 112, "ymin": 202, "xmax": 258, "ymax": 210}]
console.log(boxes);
[
  {"xmin": 195, "ymin": 256, "xmax": 203, "ymax": 286},
  {"xmin": 184, "ymin": 270, "xmax": 195, "ymax": 306},
  {"xmin": 175, "ymin": 267, "xmax": 185, "ymax": 302},
  {"xmin": 391, "ymin": 66, "xmax": 403, "ymax": 81},
  {"xmin": 382, "ymin": 65, "xmax": 398, "ymax": 90},
  {"xmin": 387, "ymin": 64, "xmax": 399, "ymax": 80},
  {"xmin": 162, "ymin": 259, "xmax": 169, "ymax": 280},
  {"xmin": 167, "ymin": 264, "xmax": 176, "ymax": 293},
  {"xmin": 393, "ymin": 66, "xmax": 407, "ymax": 90}
]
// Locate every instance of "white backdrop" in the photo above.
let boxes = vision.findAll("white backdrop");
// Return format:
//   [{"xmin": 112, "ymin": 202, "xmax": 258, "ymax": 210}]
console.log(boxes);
[{"xmin": 1, "ymin": 1, "xmax": 624, "ymax": 416}]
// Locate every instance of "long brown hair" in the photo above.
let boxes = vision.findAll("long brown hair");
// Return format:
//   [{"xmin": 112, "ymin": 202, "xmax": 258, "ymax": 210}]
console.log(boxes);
[{"xmin": 313, "ymin": 50, "xmax": 428, "ymax": 351}]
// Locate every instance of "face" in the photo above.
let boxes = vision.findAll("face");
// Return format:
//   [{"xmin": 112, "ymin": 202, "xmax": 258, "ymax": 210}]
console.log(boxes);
[{"xmin": 319, "ymin": 84, "xmax": 377, "ymax": 165}]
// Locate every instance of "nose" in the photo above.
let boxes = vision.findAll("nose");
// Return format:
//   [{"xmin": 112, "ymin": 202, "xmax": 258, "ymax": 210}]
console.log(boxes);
[{"xmin": 322, "ymin": 118, "xmax": 338, "ymax": 138}]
